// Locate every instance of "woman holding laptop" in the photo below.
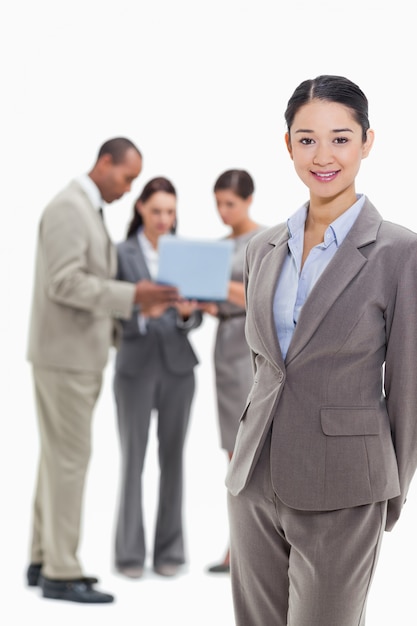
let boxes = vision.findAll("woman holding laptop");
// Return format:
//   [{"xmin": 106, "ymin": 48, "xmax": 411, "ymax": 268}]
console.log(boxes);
[{"xmin": 113, "ymin": 176, "xmax": 202, "ymax": 580}]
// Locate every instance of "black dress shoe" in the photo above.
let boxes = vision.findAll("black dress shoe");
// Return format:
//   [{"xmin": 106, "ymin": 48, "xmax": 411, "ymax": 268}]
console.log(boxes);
[
  {"xmin": 27, "ymin": 563, "xmax": 42, "ymax": 586},
  {"xmin": 207, "ymin": 562, "xmax": 230, "ymax": 574},
  {"xmin": 26, "ymin": 563, "xmax": 99, "ymax": 588},
  {"xmin": 41, "ymin": 576, "xmax": 114, "ymax": 603}
]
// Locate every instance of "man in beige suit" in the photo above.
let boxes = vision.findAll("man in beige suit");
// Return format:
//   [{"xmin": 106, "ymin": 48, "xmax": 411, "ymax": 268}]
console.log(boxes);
[
  {"xmin": 26, "ymin": 137, "xmax": 178, "ymax": 603},
  {"xmin": 226, "ymin": 76, "xmax": 417, "ymax": 625}
]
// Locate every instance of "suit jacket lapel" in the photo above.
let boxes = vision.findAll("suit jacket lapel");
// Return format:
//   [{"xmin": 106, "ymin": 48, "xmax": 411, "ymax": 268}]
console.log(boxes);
[
  {"xmin": 124, "ymin": 235, "xmax": 152, "ymax": 280},
  {"xmin": 97, "ymin": 209, "xmax": 116, "ymax": 273},
  {"xmin": 285, "ymin": 198, "xmax": 383, "ymax": 365},
  {"xmin": 251, "ymin": 228, "xmax": 289, "ymax": 370},
  {"xmin": 71, "ymin": 179, "xmax": 117, "ymax": 276}
]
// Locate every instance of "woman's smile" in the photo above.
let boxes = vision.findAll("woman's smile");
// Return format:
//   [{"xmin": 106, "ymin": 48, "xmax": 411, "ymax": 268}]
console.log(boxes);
[{"xmin": 310, "ymin": 169, "xmax": 341, "ymax": 182}]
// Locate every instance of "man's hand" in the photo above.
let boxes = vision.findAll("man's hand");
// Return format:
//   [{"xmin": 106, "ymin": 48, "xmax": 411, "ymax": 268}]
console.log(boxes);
[{"xmin": 134, "ymin": 279, "xmax": 179, "ymax": 307}]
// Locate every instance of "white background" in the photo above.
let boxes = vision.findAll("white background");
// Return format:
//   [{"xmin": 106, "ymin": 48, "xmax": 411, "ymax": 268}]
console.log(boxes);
[{"xmin": 1, "ymin": 1, "xmax": 417, "ymax": 624}]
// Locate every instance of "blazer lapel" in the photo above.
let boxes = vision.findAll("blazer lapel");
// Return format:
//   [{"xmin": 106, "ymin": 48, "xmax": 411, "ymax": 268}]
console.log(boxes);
[
  {"xmin": 97, "ymin": 208, "xmax": 116, "ymax": 273},
  {"xmin": 251, "ymin": 228, "xmax": 289, "ymax": 369},
  {"xmin": 124, "ymin": 235, "xmax": 152, "ymax": 280},
  {"xmin": 285, "ymin": 198, "xmax": 383, "ymax": 365},
  {"xmin": 71, "ymin": 180, "xmax": 117, "ymax": 276}
]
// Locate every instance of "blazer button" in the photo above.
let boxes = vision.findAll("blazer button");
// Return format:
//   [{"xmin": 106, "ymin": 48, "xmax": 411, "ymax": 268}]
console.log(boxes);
[{"xmin": 277, "ymin": 370, "xmax": 284, "ymax": 382}]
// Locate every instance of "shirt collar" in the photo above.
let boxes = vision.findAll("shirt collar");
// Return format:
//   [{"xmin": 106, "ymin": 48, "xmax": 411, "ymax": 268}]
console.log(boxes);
[
  {"xmin": 330, "ymin": 194, "xmax": 365, "ymax": 246},
  {"xmin": 76, "ymin": 174, "xmax": 103, "ymax": 211},
  {"xmin": 137, "ymin": 228, "xmax": 157, "ymax": 255},
  {"xmin": 287, "ymin": 194, "xmax": 365, "ymax": 248}
]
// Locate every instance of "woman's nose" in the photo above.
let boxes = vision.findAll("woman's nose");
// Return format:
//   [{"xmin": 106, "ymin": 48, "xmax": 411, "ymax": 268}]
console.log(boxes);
[{"xmin": 312, "ymin": 143, "xmax": 334, "ymax": 166}]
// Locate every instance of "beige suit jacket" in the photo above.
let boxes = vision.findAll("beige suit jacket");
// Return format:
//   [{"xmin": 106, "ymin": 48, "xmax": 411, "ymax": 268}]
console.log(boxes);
[
  {"xmin": 27, "ymin": 180, "xmax": 135, "ymax": 373},
  {"xmin": 226, "ymin": 198, "xmax": 417, "ymax": 531}
]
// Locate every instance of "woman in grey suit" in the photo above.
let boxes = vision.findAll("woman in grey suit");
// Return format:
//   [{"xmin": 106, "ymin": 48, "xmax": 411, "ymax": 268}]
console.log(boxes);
[
  {"xmin": 113, "ymin": 177, "xmax": 202, "ymax": 579},
  {"xmin": 202, "ymin": 170, "xmax": 264, "ymax": 573},
  {"xmin": 226, "ymin": 76, "xmax": 417, "ymax": 625}
]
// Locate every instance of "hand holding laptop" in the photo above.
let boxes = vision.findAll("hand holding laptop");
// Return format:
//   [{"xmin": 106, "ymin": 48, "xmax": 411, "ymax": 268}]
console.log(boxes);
[{"xmin": 134, "ymin": 279, "xmax": 179, "ymax": 306}]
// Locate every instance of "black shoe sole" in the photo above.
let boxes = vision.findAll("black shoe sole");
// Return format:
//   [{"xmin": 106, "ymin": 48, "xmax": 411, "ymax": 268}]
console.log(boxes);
[{"xmin": 42, "ymin": 590, "xmax": 114, "ymax": 603}]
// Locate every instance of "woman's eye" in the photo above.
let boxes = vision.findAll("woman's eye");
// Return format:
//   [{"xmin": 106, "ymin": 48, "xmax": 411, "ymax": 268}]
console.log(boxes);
[
  {"xmin": 300, "ymin": 137, "xmax": 314, "ymax": 145},
  {"xmin": 334, "ymin": 136, "xmax": 348, "ymax": 144}
]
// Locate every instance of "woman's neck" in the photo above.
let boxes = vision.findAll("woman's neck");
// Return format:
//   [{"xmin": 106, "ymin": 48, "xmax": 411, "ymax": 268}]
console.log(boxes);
[
  {"xmin": 308, "ymin": 189, "xmax": 357, "ymax": 227},
  {"xmin": 230, "ymin": 218, "xmax": 259, "ymax": 238},
  {"xmin": 142, "ymin": 229, "xmax": 158, "ymax": 249}
]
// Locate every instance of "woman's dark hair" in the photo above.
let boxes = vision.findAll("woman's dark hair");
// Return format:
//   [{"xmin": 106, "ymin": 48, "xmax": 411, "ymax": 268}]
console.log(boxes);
[
  {"xmin": 284, "ymin": 75, "xmax": 370, "ymax": 142},
  {"xmin": 213, "ymin": 169, "xmax": 255, "ymax": 200},
  {"xmin": 126, "ymin": 176, "xmax": 177, "ymax": 238}
]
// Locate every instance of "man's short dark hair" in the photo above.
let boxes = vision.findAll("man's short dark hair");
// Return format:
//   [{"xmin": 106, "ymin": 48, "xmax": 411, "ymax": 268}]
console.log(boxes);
[{"xmin": 97, "ymin": 137, "xmax": 142, "ymax": 164}]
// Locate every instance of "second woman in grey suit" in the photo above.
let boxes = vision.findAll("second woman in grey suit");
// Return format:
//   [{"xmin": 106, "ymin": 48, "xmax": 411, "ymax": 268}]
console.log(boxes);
[
  {"xmin": 202, "ymin": 170, "xmax": 264, "ymax": 573},
  {"xmin": 113, "ymin": 177, "xmax": 202, "ymax": 579}
]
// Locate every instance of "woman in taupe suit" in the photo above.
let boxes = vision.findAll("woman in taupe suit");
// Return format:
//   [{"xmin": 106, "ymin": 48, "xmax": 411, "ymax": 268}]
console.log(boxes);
[
  {"xmin": 226, "ymin": 76, "xmax": 417, "ymax": 625},
  {"xmin": 202, "ymin": 170, "xmax": 263, "ymax": 573},
  {"xmin": 113, "ymin": 177, "xmax": 202, "ymax": 580}
]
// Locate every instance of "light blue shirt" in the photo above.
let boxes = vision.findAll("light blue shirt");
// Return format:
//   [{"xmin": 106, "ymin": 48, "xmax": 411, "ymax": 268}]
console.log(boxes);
[{"xmin": 273, "ymin": 194, "xmax": 365, "ymax": 360}]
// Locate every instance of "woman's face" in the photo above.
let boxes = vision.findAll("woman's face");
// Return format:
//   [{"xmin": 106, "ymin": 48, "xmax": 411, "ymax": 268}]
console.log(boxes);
[
  {"xmin": 136, "ymin": 191, "xmax": 176, "ymax": 240},
  {"xmin": 285, "ymin": 99, "xmax": 374, "ymax": 204},
  {"xmin": 214, "ymin": 189, "xmax": 252, "ymax": 228}
]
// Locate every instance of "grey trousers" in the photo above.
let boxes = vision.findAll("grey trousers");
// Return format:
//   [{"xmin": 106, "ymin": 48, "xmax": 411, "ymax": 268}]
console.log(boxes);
[
  {"xmin": 227, "ymin": 432, "xmax": 387, "ymax": 626},
  {"xmin": 29, "ymin": 366, "xmax": 102, "ymax": 579},
  {"xmin": 114, "ymin": 366, "xmax": 195, "ymax": 569}
]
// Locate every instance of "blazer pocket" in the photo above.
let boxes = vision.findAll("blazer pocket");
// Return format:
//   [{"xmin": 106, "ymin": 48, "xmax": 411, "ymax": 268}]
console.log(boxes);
[{"xmin": 320, "ymin": 407, "xmax": 380, "ymax": 436}]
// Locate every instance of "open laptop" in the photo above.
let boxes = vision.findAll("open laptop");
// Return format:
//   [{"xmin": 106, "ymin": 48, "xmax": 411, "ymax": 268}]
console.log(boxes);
[{"xmin": 156, "ymin": 234, "xmax": 234, "ymax": 301}]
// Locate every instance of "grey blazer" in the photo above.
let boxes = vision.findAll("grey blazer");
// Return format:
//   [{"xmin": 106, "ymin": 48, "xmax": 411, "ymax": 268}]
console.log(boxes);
[
  {"xmin": 27, "ymin": 180, "xmax": 135, "ymax": 372},
  {"xmin": 114, "ymin": 235, "xmax": 202, "ymax": 377},
  {"xmin": 226, "ymin": 197, "xmax": 417, "ymax": 531}
]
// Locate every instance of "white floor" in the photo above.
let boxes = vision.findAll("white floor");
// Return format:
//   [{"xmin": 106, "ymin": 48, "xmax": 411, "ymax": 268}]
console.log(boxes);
[{"xmin": 3, "ymin": 317, "xmax": 417, "ymax": 625}]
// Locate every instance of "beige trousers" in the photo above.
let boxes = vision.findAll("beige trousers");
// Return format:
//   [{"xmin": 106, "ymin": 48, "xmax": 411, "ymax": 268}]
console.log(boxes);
[
  {"xmin": 29, "ymin": 366, "xmax": 102, "ymax": 579},
  {"xmin": 227, "ymin": 431, "xmax": 387, "ymax": 626}
]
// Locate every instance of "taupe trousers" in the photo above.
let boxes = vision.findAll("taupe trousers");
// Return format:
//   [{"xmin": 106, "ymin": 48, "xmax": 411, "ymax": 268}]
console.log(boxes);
[
  {"xmin": 30, "ymin": 367, "xmax": 102, "ymax": 579},
  {"xmin": 227, "ymin": 431, "xmax": 387, "ymax": 626}
]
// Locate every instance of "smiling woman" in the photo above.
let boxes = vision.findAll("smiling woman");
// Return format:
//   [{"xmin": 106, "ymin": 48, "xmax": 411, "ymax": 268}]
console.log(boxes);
[
  {"xmin": 225, "ymin": 75, "xmax": 417, "ymax": 626},
  {"xmin": 285, "ymin": 93, "xmax": 374, "ymax": 267}
]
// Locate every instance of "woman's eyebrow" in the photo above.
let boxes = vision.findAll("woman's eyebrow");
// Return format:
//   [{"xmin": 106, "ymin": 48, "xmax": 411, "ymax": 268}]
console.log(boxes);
[{"xmin": 293, "ymin": 127, "xmax": 354, "ymax": 134}]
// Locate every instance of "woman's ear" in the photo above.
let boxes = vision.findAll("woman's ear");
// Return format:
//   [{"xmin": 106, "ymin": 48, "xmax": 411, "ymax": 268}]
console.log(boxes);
[
  {"xmin": 362, "ymin": 128, "xmax": 375, "ymax": 159},
  {"xmin": 285, "ymin": 132, "xmax": 293, "ymax": 160}
]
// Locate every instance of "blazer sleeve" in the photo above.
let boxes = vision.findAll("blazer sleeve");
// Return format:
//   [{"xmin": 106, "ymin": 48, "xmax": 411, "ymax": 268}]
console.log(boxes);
[
  {"xmin": 40, "ymin": 194, "xmax": 135, "ymax": 320},
  {"xmin": 384, "ymin": 236, "xmax": 417, "ymax": 530}
]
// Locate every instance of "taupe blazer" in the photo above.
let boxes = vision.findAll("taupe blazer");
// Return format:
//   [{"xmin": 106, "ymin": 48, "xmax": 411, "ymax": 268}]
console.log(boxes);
[
  {"xmin": 27, "ymin": 180, "xmax": 135, "ymax": 373},
  {"xmin": 226, "ymin": 197, "xmax": 417, "ymax": 531},
  {"xmin": 114, "ymin": 235, "xmax": 201, "ymax": 377}
]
